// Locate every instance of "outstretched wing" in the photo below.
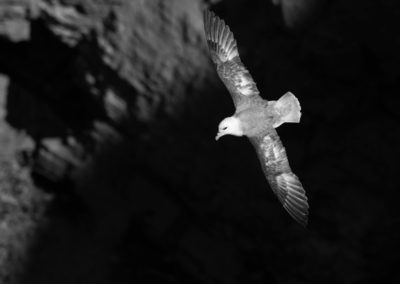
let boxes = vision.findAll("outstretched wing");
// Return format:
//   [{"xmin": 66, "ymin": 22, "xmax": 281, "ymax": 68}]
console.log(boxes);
[
  {"xmin": 203, "ymin": 10, "xmax": 263, "ymax": 110},
  {"xmin": 250, "ymin": 130, "xmax": 309, "ymax": 226}
]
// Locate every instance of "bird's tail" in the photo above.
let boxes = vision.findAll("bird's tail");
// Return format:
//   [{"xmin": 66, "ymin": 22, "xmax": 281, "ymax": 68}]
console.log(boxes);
[{"xmin": 272, "ymin": 92, "xmax": 302, "ymax": 128}]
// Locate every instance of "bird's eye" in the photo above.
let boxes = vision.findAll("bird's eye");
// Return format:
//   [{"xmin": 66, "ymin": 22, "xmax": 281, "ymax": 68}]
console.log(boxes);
[{"xmin": 222, "ymin": 126, "xmax": 228, "ymax": 130}]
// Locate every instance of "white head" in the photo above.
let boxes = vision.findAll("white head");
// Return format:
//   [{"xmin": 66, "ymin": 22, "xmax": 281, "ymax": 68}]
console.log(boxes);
[{"xmin": 215, "ymin": 116, "xmax": 244, "ymax": 140}]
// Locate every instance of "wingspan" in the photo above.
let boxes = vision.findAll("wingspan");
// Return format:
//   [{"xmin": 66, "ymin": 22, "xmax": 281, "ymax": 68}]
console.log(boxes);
[
  {"xmin": 250, "ymin": 130, "xmax": 309, "ymax": 226},
  {"xmin": 203, "ymin": 10, "xmax": 262, "ymax": 109}
]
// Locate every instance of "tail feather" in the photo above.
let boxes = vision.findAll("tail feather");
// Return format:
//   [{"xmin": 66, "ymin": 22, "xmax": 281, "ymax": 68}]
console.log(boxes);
[{"xmin": 273, "ymin": 92, "xmax": 302, "ymax": 128}]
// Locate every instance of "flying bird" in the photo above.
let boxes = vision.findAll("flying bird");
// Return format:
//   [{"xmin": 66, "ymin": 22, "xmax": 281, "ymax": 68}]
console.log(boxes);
[{"xmin": 203, "ymin": 10, "xmax": 309, "ymax": 226}]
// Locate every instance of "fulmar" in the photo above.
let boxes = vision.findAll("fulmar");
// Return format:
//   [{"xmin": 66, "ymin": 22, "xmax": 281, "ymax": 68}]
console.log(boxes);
[{"xmin": 204, "ymin": 10, "xmax": 309, "ymax": 226}]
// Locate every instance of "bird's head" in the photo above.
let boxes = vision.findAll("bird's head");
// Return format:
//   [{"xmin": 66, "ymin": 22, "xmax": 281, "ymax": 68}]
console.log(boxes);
[{"xmin": 215, "ymin": 116, "xmax": 243, "ymax": 140}]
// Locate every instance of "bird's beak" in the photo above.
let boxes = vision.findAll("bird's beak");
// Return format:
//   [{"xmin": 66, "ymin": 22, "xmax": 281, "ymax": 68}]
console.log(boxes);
[{"xmin": 215, "ymin": 132, "xmax": 222, "ymax": 141}]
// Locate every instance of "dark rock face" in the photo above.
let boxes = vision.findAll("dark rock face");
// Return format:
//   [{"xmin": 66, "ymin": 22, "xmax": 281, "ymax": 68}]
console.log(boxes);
[
  {"xmin": 271, "ymin": 0, "xmax": 328, "ymax": 29},
  {"xmin": 1, "ymin": 0, "xmax": 400, "ymax": 283}
]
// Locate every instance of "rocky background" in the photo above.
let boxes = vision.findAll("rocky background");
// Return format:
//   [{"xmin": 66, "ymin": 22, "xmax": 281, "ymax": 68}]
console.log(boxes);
[{"xmin": 1, "ymin": 0, "xmax": 400, "ymax": 283}]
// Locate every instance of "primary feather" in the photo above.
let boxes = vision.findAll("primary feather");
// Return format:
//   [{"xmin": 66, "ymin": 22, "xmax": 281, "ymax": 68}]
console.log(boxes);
[
  {"xmin": 204, "ymin": 10, "xmax": 262, "ymax": 110},
  {"xmin": 250, "ymin": 131, "xmax": 309, "ymax": 226}
]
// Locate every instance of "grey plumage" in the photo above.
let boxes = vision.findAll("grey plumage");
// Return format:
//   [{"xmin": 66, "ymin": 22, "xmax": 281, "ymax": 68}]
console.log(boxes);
[
  {"xmin": 204, "ymin": 10, "xmax": 309, "ymax": 226},
  {"xmin": 250, "ymin": 132, "xmax": 308, "ymax": 226},
  {"xmin": 204, "ymin": 10, "xmax": 262, "ymax": 110}
]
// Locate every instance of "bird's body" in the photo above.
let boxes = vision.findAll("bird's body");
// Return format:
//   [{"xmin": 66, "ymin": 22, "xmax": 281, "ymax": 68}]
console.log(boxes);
[
  {"xmin": 237, "ymin": 104, "xmax": 272, "ymax": 137},
  {"xmin": 204, "ymin": 10, "xmax": 309, "ymax": 226},
  {"xmin": 241, "ymin": 100, "xmax": 277, "ymax": 138}
]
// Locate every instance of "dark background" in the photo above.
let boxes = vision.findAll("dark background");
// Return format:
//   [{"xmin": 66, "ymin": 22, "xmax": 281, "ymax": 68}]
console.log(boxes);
[{"xmin": 1, "ymin": 0, "xmax": 400, "ymax": 283}]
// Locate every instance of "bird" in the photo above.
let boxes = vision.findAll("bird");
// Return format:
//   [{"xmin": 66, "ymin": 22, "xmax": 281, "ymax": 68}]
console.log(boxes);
[{"xmin": 203, "ymin": 10, "xmax": 309, "ymax": 226}]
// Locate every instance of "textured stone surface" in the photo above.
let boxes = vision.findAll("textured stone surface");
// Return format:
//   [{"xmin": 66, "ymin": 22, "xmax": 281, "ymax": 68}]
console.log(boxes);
[
  {"xmin": 0, "ymin": 0, "xmax": 34, "ymax": 42},
  {"xmin": 0, "ymin": 74, "xmax": 48, "ymax": 283}
]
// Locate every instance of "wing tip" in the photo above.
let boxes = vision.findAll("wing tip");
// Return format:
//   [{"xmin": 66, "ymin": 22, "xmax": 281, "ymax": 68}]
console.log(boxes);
[
  {"xmin": 203, "ymin": 9, "xmax": 215, "ymax": 20},
  {"xmin": 277, "ymin": 172, "xmax": 310, "ymax": 227},
  {"xmin": 284, "ymin": 200, "xmax": 309, "ymax": 227},
  {"xmin": 203, "ymin": 9, "xmax": 216, "ymax": 38},
  {"xmin": 203, "ymin": 9, "xmax": 238, "ymax": 62}
]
